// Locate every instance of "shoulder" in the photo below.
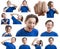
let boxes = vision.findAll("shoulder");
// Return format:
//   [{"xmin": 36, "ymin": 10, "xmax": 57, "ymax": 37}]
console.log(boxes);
[{"xmin": 41, "ymin": 31, "xmax": 47, "ymax": 36}]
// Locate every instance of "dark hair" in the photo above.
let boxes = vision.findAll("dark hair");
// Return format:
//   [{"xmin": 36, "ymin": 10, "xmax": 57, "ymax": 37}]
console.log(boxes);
[
  {"xmin": 39, "ymin": 40, "xmax": 43, "ymax": 46},
  {"xmin": 22, "ymin": 0, "xmax": 27, "ymax": 4},
  {"xmin": 11, "ymin": 37, "xmax": 16, "ymax": 41},
  {"xmin": 25, "ymin": 14, "xmax": 38, "ymax": 24},
  {"xmin": 45, "ymin": 20, "xmax": 54, "ymax": 25},
  {"xmin": 1, "ymin": 13, "xmax": 6, "ymax": 18},
  {"xmin": 20, "ymin": 15, "xmax": 23, "ymax": 21},
  {"xmin": 22, "ymin": 37, "xmax": 27, "ymax": 40},
  {"xmin": 48, "ymin": 37, "xmax": 54, "ymax": 42},
  {"xmin": 48, "ymin": 1, "xmax": 53, "ymax": 7},
  {"xmin": 5, "ymin": 25, "xmax": 12, "ymax": 29}
]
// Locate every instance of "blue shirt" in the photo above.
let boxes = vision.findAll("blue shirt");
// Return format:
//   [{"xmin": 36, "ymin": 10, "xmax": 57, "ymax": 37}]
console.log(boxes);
[
  {"xmin": 45, "ymin": 44, "xmax": 57, "ymax": 49},
  {"xmin": 34, "ymin": 44, "xmax": 41, "ymax": 49},
  {"xmin": 41, "ymin": 31, "xmax": 58, "ymax": 36},
  {"xmin": 1, "ymin": 19, "xmax": 10, "ymax": 24},
  {"xmin": 16, "ymin": 28, "xmax": 38, "ymax": 36},
  {"xmin": 20, "ymin": 6, "xmax": 29, "ymax": 12},
  {"xmin": 3, "ymin": 42, "xmax": 16, "ymax": 49},
  {"xmin": 19, "ymin": 45, "xmax": 30, "ymax": 49},
  {"xmin": 4, "ymin": 7, "xmax": 16, "ymax": 12},
  {"xmin": 2, "ymin": 33, "xmax": 12, "ymax": 37},
  {"xmin": 47, "ymin": 7, "xmax": 56, "ymax": 18},
  {"xmin": 12, "ymin": 16, "xmax": 22, "ymax": 24}
]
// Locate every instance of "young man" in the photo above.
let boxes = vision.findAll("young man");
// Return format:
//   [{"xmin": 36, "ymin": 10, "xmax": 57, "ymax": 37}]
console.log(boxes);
[
  {"xmin": 1, "ymin": 13, "xmax": 10, "ymax": 24},
  {"xmin": 41, "ymin": 20, "xmax": 58, "ymax": 36},
  {"xmin": 3, "ymin": 0, "xmax": 17, "ymax": 12},
  {"xmin": 1, "ymin": 37, "xmax": 16, "ymax": 49},
  {"xmin": 10, "ymin": 13, "xmax": 23, "ymax": 24},
  {"xmin": 46, "ymin": 1, "xmax": 58, "ymax": 18},
  {"xmin": 18, "ymin": 0, "xmax": 30, "ymax": 12},
  {"xmin": 45, "ymin": 37, "xmax": 57, "ymax": 49},
  {"xmin": 16, "ymin": 14, "xmax": 39, "ymax": 36},
  {"xmin": 19, "ymin": 37, "xmax": 30, "ymax": 49},
  {"xmin": 2, "ymin": 25, "xmax": 12, "ymax": 37}
]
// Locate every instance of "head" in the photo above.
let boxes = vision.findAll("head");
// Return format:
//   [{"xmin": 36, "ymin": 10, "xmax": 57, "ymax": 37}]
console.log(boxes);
[
  {"xmin": 48, "ymin": 1, "xmax": 54, "ymax": 8},
  {"xmin": 22, "ymin": 0, "xmax": 27, "ymax": 5},
  {"xmin": 22, "ymin": 37, "xmax": 27, "ymax": 44},
  {"xmin": 36, "ymin": 40, "xmax": 43, "ymax": 46},
  {"xmin": 1, "ymin": 13, "xmax": 6, "ymax": 18},
  {"xmin": 45, "ymin": 20, "xmax": 54, "ymax": 31},
  {"xmin": 48, "ymin": 37, "xmax": 54, "ymax": 45},
  {"xmin": 11, "ymin": 37, "xmax": 16, "ymax": 43},
  {"xmin": 17, "ymin": 15, "xmax": 23, "ymax": 21},
  {"xmin": 25, "ymin": 14, "xmax": 38, "ymax": 31},
  {"xmin": 7, "ymin": 0, "xmax": 11, "ymax": 6},
  {"xmin": 5, "ymin": 25, "xmax": 12, "ymax": 33}
]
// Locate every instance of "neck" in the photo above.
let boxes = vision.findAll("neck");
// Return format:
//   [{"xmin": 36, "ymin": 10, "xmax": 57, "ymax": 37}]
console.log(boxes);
[
  {"xmin": 6, "ymin": 31, "xmax": 10, "ymax": 33},
  {"xmin": 24, "ymin": 27, "xmax": 32, "ymax": 32},
  {"xmin": 47, "ymin": 29, "xmax": 52, "ymax": 33}
]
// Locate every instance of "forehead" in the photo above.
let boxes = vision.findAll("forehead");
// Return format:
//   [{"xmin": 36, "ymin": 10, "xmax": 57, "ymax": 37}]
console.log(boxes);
[
  {"xmin": 26, "ymin": 18, "xmax": 36, "ymax": 21},
  {"xmin": 46, "ymin": 22, "xmax": 53, "ymax": 24}
]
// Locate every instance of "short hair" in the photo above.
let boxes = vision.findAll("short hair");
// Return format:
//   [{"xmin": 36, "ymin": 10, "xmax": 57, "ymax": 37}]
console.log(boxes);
[
  {"xmin": 11, "ymin": 37, "xmax": 16, "ymax": 41},
  {"xmin": 48, "ymin": 1, "xmax": 53, "ymax": 7},
  {"xmin": 1, "ymin": 13, "xmax": 5, "ymax": 18},
  {"xmin": 25, "ymin": 14, "xmax": 38, "ymax": 24},
  {"xmin": 5, "ymin": 25, "xmax": 12, "ymax": 29},
  {"xmin": 45, "ymin": 20, "xmax": 54, "ymax": 25},
  {"xmin": 20, "ymin": 15, "xmax": 23, "ymax": 21},
  {"xmin": 22, "ymin": 37, "xmax": 27, "ymax": 41},
  {"xmin": 7, "ymin": 0, "xmax": 11, "ymax": 4},
  {"xmin": 23, "ymin": 0, "xmax": 27, "ymax": 3},
  {"xmin": 48, "ymin": 37, "xmax": 54, "ymax": 41}
]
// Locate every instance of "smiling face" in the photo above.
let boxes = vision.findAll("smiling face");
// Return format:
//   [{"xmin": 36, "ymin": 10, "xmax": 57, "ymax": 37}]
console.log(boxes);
[{"xmin": 25, "ymin": 18, "xmax": 36, "ymax": 31}]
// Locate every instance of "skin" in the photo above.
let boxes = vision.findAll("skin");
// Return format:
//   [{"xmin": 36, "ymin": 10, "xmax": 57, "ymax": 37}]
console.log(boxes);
[
  {"xmin": 49, "ymin": 38, "xmax": 54, "ymax": 45},
  {"xmin": 7, "ymin": 1, "xmax": 11, "ymax": 7},
  {"xmin": 45, "ymin": 22, "xmax": 54, "ymax": 33},
  {"xmin": 11, "ymin": 38, "xmax": 16, "ymax": 43},
  {"xmin": 5, "ymin": 27, "xmax": 12, "ymax": 33},
  {"xmin": 22, "ymin": 38, "xmax": 27, "ymax": 45},
  {"xmin": 25, "ymin": 18, "xmax": 36, "ymax": 32},
  {"xmin": 2, "ymin": 13, "xmax": 6, "ymax": 18},
  {"xmin": 22, "ymin": 1, "xmax": 27, "ymax": 6}
]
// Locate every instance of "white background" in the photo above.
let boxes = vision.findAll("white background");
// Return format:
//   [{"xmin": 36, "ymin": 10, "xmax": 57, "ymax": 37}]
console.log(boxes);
[{"xmin": 0, "ymin": 0, "xmax": 60, "ymax": 49}]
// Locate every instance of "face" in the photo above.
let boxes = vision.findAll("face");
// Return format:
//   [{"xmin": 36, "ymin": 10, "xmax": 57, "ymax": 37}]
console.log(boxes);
[
  {"xmin": 25, "ymin": 18, "xmax": 36, "ymax": 31},
  {"xmin": 17, "ymin": 16, "xmax": 22, "ymax": 20},
  {"xmin": 2, "ymin": 13, "xmax": 6, "ymax": 18},
  {"xmin": 36, "ymin": 40, "xmax": 40, "ymax": 45},
  {"xmin": 11, "ymin": 38, "xmax": 16, "ymax": 43},
  {"xmin": 7, "ymin": 1, "xmax": 11, "ymax": 6},
  {"xmin": 51, "ymin": 2, "xmax": 54, "ymax": 7},
  {"xmin": 45, "ymin": 22, "xmax": 53, "ymax": 31},
  {"xmin": 22, "ymin": 1, "xmax": 27, "ymax": 5},
  {"xmin": 5, "ymin": 27, "xmax": 12, "ymax": 33},
  {"xmin": 49, "ymin": 39, "xmax": 54, "ymax": 44},
  {"xmin": 22, "ymin": 38, "xmax": 27, "ymax": 44}
]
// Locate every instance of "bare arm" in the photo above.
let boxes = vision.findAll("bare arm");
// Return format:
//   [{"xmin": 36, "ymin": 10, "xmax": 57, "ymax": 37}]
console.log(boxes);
[
  {"xmin": 1, "ymin": 39, "xmax": 10, "ymax": 44},
  {"xmin": 32, "ymin": 38, "xmax": 38, "ymax": 46}
]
